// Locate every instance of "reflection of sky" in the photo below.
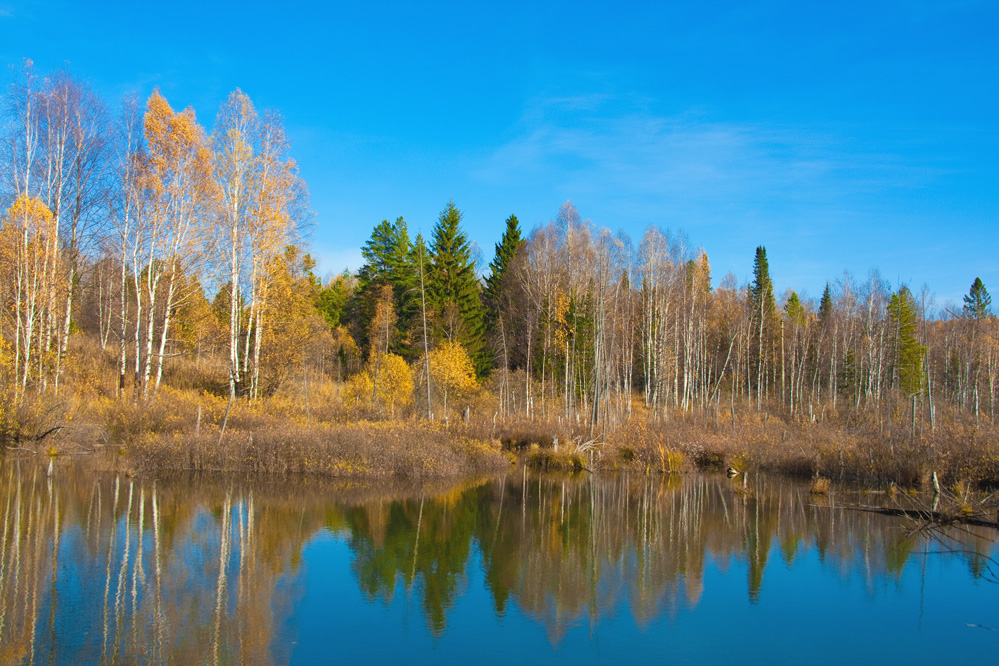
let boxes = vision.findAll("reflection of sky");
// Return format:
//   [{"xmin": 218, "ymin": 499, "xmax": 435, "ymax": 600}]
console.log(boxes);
[
  {"xmin": 287, "ymin": 527, "xmax": 999, "ymax": 665},
  {"xmin": 4, "ymin": 469, "xmax": 997, "ymax": 665}
]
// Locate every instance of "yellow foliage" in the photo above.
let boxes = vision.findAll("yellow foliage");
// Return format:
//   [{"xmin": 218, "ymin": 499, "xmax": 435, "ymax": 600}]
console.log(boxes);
[
  {"xmin": 344, "ymin": 352, "xmax": 414, "ymax": 415},
  {"xmin": 373, "ymin": 352, "xmax": 414, "ymax": 412},
  {"xmin": 6, "ymin": 194, "xmax": 56, "ymax": 235},
  {"xmin": 427, "ymin": 340, "xmax": 476, "ymax": 399},
  {"xmin": 344, "ymin": 371, "xmax": 374, "ymax": 405},
  {"xmin": 0, "ymin": 338, "xmax": 14, "ymax": 435},
  {"xmin": 1, "ymin": 195, "xmax": 65, "ymax": 397}
]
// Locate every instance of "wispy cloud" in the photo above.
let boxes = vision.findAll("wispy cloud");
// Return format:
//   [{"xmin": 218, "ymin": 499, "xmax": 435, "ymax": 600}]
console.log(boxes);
[{"xmin": 473, "ymin": 95, "xmax": 943, "ymax": 223}]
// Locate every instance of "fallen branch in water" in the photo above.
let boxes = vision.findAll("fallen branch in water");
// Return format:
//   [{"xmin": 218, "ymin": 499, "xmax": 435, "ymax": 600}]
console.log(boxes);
[{"xmin": 831, "ymin": 504, "xmax": 999, "ymax": 530}]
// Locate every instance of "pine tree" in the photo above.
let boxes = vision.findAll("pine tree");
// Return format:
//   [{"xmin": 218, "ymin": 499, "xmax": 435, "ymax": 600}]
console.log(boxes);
[
  {"xmin": 427, "ymin": 200, "xmax": 486, "ymax": 376},
  {"xmin": 314, "ymin": 270, "xmax": 355, "ymax": 329},
  {"xmin": 963, "ymin": 277, "xmax": 992, "ymax": 320}
]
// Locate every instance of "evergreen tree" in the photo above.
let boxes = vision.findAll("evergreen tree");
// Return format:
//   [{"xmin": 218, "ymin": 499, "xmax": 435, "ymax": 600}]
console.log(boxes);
[
  {"xmin": 749, "ymin": 246, "xmax": 775, "ymax": 316},
  {"xmin": 818, "ymin": 282, "xmax": 833, "ymax": 327},
  {"xmin": 963, "ymin": 277, "xmax": 992, "ymax": 320},
  {"xmin": 314, "ymin": 270, "xmax": 355, "ymax": 329},
  {"xmin": 888, "ymin": 285, "xmax": 925, "ymax": 395},
  {"xmin": 350, "ymin": 217, "xmax": 417, "ymax": 357},
  {"xmin": 358, "ymin": 216, "xmax": 415, "ymax": 290},
  {"xmin": 784, "ymin": 291, "xmax": 804, "ymax": 324},
  {"xmin": 483, "ymin": 214, "xmax": 523, "ymax": 320},
  {"xmin": 748, "ymin": 246, "xmax": 776, "ymax": 405},
  {"xmin": 482, "ymin": 214, "xmax": 523, "ymax": 369},
  {"xmin": 427, "ymin": 200, "xmax": 486, "ymax": 376}
]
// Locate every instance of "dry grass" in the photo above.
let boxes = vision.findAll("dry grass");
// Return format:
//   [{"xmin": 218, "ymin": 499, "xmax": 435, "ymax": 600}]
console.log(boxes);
[
  {"xmin": 36, "ymin": 378, "xmax": 511, "ymax": 480},
  {"xmin": 107, "ymin": 420, "xmax": 507, "ymax": 479},
  {"xmin": 526, "ymin": 449, "xmax": 584, "ymax": 472},
  {"xmin": 543, "ymin": 398, "xmax": 999, "ymax": 489},
  {"xmin": 9, "ymin": 340, "xmax": 999, "ymax": 491}
]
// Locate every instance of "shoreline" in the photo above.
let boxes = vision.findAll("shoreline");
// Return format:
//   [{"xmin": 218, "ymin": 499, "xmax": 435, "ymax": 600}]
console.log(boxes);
[{"xmin": 7, "ymin": 413, "xmax": 998, "ymax": 492}]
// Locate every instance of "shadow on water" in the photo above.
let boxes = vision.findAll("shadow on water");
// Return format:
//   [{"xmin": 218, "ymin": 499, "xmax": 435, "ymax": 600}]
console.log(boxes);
[{"xmin": 0, "ymin": 459, "xmax": 996, "ymax": 664}]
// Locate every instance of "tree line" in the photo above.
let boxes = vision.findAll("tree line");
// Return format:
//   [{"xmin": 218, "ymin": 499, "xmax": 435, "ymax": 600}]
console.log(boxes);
[
  {"xmin": 341, "ymin": 196, "xmax": 996, "ymax": 436},
  {"xmin": 1, "ymin": 61, "xmax": 996, "ymax": 436}
]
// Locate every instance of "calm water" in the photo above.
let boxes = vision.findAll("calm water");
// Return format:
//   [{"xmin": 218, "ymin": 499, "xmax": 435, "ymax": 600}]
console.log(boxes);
[{"xmin": 0, "ymin": 460, "xmax": 996, "ymax": 665}]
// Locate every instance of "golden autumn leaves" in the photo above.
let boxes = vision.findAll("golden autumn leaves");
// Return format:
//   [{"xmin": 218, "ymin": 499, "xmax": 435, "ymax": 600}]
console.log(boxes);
[
  {"xmin": 346, "ymin": 339, "xmax": 476, "ymax": 417},
  {"xmin": 1, "ymin": 194, "xmax": 63, "ymax": 400},
  {"xmin": 118, "ymin": 88, "xmax": 304, "ymax": 399}
]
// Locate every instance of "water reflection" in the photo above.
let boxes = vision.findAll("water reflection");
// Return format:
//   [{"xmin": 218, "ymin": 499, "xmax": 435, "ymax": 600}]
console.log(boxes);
[{"xmin": 0, "ymin": 460, "xmax": 995, "ymax": 664}]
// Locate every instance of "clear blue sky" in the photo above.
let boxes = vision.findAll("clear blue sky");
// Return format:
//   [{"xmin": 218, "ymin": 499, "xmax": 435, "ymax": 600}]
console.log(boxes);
[{"xmin": 2, "ymin": 0, "xmax": 996, "ymax": 309}]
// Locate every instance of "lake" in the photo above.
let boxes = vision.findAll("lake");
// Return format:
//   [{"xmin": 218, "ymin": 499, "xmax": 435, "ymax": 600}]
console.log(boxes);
[{"xmin": 0, "ymin": 459, "xmax": 996, "ymax": 664}]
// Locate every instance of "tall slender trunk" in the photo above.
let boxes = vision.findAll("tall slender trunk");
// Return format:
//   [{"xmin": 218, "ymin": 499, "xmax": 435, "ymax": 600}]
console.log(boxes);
[
  {"xmin": 153, "ymin": 265, "xmax": 179, "ymax": 392},
  {"xmin": 419, "ymin": 248, "xmax": 432, "ymax": 419}
]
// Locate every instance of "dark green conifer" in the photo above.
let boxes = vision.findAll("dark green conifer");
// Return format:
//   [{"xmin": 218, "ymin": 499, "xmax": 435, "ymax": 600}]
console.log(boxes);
[
  {"xmin": 819, "ymin": 283, "xmax": 833, "ymax": 327},
  {"xmin": 748, "ymin": 246, "xmax": 777, "ymax": 404},
  {"xmin": 784, "ymin": 291, "xmax": 804, "ymax": 324},
  {"xmin": 314, "ymin": 270, "xmax": 354, "ymax": 329},
  {"xmin": 749, "ymin": 246, "xmax": 775, "ymax": 317},
  {"xmin": 888, "ymin": 285, "xmax": 926, "ymax": 395},
  {"xmin": 350, "ymin": 217, "xmax": 417, "ymax": 356},
  {"xmin": 963, "ymin": 277, "xmax": 992, "ymax": 320},
  {"xmin": 427, "ymin": 200, "xmax": 486, "ymax": 375},
  {"xmin": 358, "ymin": 217, "xmax": 415, "ymax": 290},
  {"xmin": 482, "ymin": 214, "xmax": 523, "ymax": 330}
]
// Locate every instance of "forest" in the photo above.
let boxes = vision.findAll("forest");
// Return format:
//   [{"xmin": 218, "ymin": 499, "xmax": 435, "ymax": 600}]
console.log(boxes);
[{"xmin": 2, "ymin": 63, "xmax": 997, "ymax": 486}]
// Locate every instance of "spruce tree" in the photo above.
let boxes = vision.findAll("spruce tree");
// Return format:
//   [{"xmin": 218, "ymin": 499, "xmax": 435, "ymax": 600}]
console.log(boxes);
[
  {"xmin": 482, "ymin": 214, "xmax": 523, "ymax": 330},
  {"xmin": 818, "ymin": 283, "xmax": 833, "ymax": 327},
  {"xmin": 748, "ymin": 246, "xmax": 776, "ymax": 406},
  {"xmin": 784, "ymin": 291, "xmax": 804, "ymax": 324},
  {"xmin": 888, "ymin": 285, "xmax": 925, "ymax": 395},
  {"xmin": 963, "ymin": 277, "xmax": 992, "ymax": 320},
  {"xmin": 749, "ymin": 246, "xmax": 775, "ymax": 316},
  {"xmin": 350, "ymin": 216, "xmax": 417, "ymax": 356},
  {"xmin": 358, "ymin": 216, "xmax": 415, "ymax": 290},
  {"xmin": 427, "ymin": 200, "xmax": 486, "ymax": 376}
]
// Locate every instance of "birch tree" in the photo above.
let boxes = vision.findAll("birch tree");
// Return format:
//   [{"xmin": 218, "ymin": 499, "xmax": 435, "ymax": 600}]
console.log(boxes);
[
  {"xmin": 212, "ymin": 90, "xmax": 257, "ymax": 399},
  {"xmin": 138, "ymin": 90, "xmax": 214, "ymax": 396}
]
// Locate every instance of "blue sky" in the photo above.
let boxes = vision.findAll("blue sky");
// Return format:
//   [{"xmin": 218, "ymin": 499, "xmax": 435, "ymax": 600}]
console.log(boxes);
[{"xmin": 2, "ymin": 0, "xmax": 996, "ymax": 308}]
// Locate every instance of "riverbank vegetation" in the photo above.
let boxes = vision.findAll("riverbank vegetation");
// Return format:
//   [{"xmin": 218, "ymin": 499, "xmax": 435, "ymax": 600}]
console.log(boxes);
[{"xmin": 1, "ymin": 61, "xmax": 997, "ymax": 485}]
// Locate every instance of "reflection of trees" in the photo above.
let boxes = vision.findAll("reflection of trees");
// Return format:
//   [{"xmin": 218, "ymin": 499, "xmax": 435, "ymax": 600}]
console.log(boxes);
[
  {"xmin": 337, "ymin": 469, "xmax": 998, "ymax": 645},
  {"xmin": 0, "ymin": 462, "xmax": 332, "ymax": 665},
  {"xmin": 344, "ymin": 481, "xmax": 484, "ymax": 637},
  {"xmin": 1, "ymin": 462, "xmax": 997, "ymax": 661}
]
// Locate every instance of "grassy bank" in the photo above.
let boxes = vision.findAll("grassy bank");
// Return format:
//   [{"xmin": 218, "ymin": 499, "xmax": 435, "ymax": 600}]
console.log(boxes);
[
  {"xmin": 2, "ymin": 386, "xmax": 509, "ymax": 479},
  {"xmin": 110, "ymin": 421, "xmax": 508, "ymax": 478},
  {"xmin": 473, "ymin": 403, "xmax": 999, "ymax": 489},
  {"xmin": 4, "ymin": 374, "xmax": 998, "ymax": 488}
]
